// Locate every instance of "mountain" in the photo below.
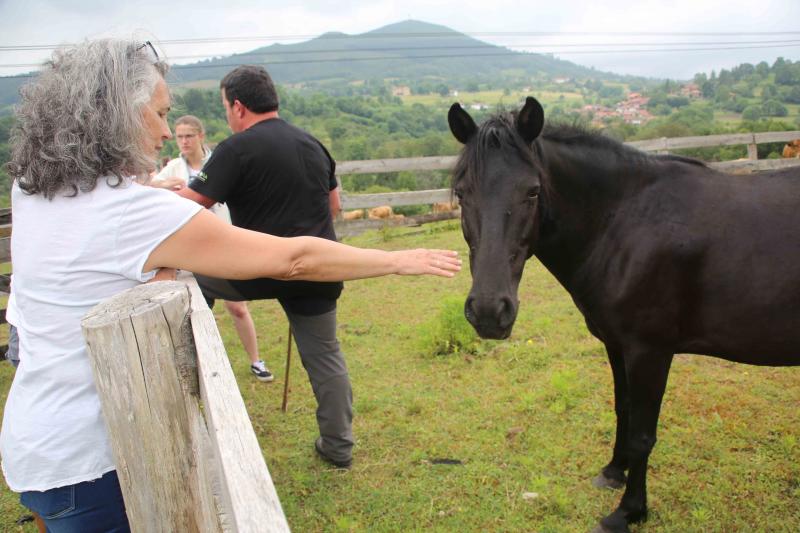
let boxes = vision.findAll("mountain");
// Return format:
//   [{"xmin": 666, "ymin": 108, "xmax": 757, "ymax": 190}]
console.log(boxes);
[
  {"xmin": 0, "ymin": 20, "xmax": 614, "ymax": 107},
  {"xmin": 0, "ymin": 77, "xmax": 26, "ymax": 108},
  {"xmin": 168, "ymin": 20, "xmax": 609, "ymax": 87}
]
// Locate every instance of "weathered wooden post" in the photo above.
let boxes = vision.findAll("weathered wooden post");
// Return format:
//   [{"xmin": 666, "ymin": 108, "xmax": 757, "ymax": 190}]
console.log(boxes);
[
  {"xmin": 82, "ymin": 278, "xmax": 290, "ymax": 533},
  {"xmin": 747, "ymin": 133, "xmax": 759, "ymax": 160}
]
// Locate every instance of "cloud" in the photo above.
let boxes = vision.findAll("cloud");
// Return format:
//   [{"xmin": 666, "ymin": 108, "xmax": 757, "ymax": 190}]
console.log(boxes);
[{"xmin": 1, "ymin": 0, "xmax": 798, "ymax": 79}]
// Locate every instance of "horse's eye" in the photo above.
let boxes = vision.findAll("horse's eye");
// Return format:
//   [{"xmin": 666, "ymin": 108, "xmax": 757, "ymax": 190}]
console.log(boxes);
[
  {"xmin": 454, "ymin": 188, "xmax": 464, "ymax": 200},
  {"xmin": 527, "ymin": 189, "xmax": 539, "ymax": 199}
]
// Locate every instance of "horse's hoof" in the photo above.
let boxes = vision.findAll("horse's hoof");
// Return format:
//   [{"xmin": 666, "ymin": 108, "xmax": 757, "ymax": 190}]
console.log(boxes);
[{"xmin": 592, "ymin": 473, "xmax": 625, "ymax": 490}]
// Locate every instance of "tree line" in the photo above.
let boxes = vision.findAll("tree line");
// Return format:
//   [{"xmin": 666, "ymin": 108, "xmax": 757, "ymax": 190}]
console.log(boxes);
[{"xmin": 1, "ymin": 57, "xmax": 799, "ymax": 206}]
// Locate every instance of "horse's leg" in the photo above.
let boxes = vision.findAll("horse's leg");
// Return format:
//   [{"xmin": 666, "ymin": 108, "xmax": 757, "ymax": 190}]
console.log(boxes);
[
  {"xmin": 593, "ymin": 351, "xmax": 674, "ymax": 533},
  {"xmin": 593, "ymin": 345, "xmax": 628, "ymax": 490}
]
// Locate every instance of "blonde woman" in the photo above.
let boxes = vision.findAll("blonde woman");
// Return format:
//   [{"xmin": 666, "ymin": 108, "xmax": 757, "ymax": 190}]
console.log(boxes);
[{"xmin": 154, "ymin": 115, "xmax": 272, "ymax": 381}]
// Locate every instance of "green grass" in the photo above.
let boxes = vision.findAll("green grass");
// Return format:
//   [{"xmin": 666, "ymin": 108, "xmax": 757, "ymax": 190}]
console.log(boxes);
[
  {"xmin": 1, "ymin": 221, "xmax": 799, "ymax": 532},
  {"xmin": 401, "ymin": 90, "xmax": 585, "ymax": 109}
]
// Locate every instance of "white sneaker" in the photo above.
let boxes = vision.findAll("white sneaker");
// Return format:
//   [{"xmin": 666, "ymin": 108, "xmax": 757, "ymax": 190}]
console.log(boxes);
[{"xmin": 250, "ymin": 360, "xmax": 274, "ymax": 382}]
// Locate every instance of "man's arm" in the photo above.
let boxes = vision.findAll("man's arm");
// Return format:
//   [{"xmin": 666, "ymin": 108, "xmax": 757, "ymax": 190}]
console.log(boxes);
[
  {"xmin": 176, "ymin": 186, "xmax": 216, "ymax": 208},
  {"xmin": 329, "ymin": 187, "xmax": 342, "ymax": 219}
]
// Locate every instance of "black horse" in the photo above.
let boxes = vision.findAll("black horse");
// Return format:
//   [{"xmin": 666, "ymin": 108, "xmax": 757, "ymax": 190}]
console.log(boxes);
[{"xmin": 448, "ymin": 96, "xmax": 800, "ymax": 533}]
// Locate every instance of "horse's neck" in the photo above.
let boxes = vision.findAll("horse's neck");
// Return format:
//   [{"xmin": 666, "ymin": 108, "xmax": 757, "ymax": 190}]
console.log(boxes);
[{"xmin": 534, "ymin": 140, "xmax": 644, "ymax": 289}]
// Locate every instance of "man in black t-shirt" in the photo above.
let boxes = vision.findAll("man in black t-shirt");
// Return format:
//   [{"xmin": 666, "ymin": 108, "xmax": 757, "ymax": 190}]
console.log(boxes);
[{"xmin": 179, "ymin": 65, "xmax": 353, "ymax": 468}]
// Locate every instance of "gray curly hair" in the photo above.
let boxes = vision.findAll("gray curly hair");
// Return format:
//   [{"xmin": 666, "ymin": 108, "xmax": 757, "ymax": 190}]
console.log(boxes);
[{"xmin": 7, "ymin": 39, "xmax": 169, "ymax": 199}]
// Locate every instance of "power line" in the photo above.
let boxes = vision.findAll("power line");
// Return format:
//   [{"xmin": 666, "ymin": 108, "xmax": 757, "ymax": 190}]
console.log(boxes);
[
  {"xmin": 6, "ymin": 38, "xmax": 796, "ymax": 65},
  {"xmin": 1, "ymin": 43, "xmax": 798, "ymax": 78},
  {"xmin": 3, "ymin": 30, "xmax": 800, "ymax": 51}
]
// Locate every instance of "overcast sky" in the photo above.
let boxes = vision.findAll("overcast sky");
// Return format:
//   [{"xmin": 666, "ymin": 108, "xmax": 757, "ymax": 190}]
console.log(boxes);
[{"xmin": 1, "ymin": 0, "xmax": 799, "ymax": 80}]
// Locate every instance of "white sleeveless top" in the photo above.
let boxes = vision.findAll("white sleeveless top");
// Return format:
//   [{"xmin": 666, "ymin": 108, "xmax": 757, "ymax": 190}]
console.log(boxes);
[{"xmin": 1, "ymin": 178, "xmax": 201, "ymax": 491}]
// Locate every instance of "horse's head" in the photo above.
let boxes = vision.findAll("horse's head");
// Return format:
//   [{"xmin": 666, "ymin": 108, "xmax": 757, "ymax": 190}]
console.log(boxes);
[{"xmin": 448, "ymin": 97, "xmax": 545, "ymax": 339}]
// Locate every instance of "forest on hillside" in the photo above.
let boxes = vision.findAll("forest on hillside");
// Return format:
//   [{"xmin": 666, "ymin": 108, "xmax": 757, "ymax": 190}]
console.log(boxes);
[{"xmin": 1, "ymin": 57, "xmax": 800, "ymax": 206}]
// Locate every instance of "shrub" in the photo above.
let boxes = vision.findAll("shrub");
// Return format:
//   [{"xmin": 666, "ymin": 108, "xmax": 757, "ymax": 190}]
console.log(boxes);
[
  {"xmin": 741, "ymin": 105, "xmax": 762, "ymax": 121},
  {"xmin": 418, "ymin": 296, "xmax": 479, "ymax": 356}
]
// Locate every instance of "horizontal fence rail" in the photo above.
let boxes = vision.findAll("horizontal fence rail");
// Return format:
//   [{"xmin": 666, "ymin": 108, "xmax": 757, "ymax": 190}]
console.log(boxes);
[{"xmin": 336, "ymin": 130, "xmax": 800, "ymax": 210}]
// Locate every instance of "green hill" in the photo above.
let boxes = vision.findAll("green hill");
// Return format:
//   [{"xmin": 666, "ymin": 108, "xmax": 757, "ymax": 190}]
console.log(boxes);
[
  {"xmin": 1, "ymin": 20, "xmax": 614, "ymax": 107},
  {"xmin": 169, "ymin": 20, "xmax": 610, "ymax": 87}
]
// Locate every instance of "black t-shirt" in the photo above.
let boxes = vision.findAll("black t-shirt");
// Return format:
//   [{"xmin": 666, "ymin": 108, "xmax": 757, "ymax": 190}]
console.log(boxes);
[{"xmin": 190, "ymin": 118, "xmax": 342, "ymax": 314}]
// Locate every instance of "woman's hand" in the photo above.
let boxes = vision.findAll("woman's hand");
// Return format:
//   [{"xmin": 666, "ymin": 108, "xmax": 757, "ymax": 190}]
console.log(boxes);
[
  {"xmin": 151, "ymin": 177, "xmax": 187, "ymax": 191},
  {"xmin": 392, "ymin": 249, "xmax": 461, "ymax": 277}
]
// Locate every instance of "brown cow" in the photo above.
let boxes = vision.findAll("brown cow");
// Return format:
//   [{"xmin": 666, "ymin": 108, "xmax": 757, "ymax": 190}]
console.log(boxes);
[
  {"xmin": 342, "ymin": 209, "xmax": 364, "ymax": 220},
  {"xmin": 432, "ymin": 201, "xmax": 460, "ymax": 214},
  {"xmin": 782, "ymin": 139, "xmax": 800, "ymax": 158},
  {"xmin": 368, "ymin": 206, "xmax": 394, "ymax": 219}
]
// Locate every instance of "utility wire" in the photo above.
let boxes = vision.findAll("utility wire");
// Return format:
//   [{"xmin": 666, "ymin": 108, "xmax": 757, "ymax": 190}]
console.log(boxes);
[
  {"xmin": 4, "ymin": 38, "xmax": 796, "ymax": 65},
  {"xmin": 1, "ymin": 43, "xmax": 798, "ymax": 77},
  {"xmin": 3, "ymin": 30, "xmax": 800, "ymax": 51}
]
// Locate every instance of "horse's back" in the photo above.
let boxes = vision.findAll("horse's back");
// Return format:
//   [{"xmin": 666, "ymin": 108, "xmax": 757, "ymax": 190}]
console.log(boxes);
[{"xmin": 579, "ymin": 163, "xmax": 800, "ymax": 365}]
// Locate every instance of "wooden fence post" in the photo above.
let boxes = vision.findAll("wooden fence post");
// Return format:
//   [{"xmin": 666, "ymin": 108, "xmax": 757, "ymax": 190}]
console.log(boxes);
[
  {"xmin": 82, "ymin": 279, "xmax": 290, "ymax": 533},
  {"xmin": 747, "ymin": 133, "xmax": 759, "ymax": 160}
]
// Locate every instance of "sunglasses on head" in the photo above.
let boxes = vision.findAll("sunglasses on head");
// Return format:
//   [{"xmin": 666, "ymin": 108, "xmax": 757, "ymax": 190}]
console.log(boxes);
[{"xmin": 135, "ymin": 41, "xmax": 159, "ymax": 62}]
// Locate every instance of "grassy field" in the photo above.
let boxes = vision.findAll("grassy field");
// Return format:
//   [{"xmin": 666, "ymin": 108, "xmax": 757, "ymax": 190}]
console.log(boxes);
[
  {"xmin": 0, "ymin": 221, "xmax": 798, "ymax": 532},
  {"xmin": 401, "ymin": 90, "xmax": 585, "ymax": 109}
]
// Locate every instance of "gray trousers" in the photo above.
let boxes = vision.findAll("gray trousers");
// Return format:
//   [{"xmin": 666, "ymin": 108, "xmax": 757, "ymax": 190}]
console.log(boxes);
[
  {"xmin": 282, "ymin": 306, "xmax": 354, "ymax": 463},
  {"xmin": 193, "ymin": 275, "xmax": 354, "ymax": 461}
]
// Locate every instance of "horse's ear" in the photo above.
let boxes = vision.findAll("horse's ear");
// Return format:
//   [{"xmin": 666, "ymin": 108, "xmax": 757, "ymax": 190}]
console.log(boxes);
[
  {"xmin": 448, "ymin": 103, "xmax": 477, "ymax": 144},
  {"xmin": 516, "ymin": 97, "xmax": 545, "ymax": 144}
]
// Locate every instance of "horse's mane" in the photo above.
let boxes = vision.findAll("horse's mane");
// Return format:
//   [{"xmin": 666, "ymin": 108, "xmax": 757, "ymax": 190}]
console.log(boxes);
[
  {"xmin": 451, "ymin": 111, "xmax": 706, "ymax": 204},
  {"xmin": 452, "ymin": 111, "xmax": 539, "ymax": 193},
  {"xmin": 542, "ymin": 122, "xmax": 706, "ymax": 168}
]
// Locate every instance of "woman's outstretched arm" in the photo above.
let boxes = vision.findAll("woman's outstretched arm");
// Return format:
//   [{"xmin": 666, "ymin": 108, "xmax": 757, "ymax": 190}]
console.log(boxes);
[{"xmin": 145, "ymin": 208, "xmax": 461, "ymax": 281}]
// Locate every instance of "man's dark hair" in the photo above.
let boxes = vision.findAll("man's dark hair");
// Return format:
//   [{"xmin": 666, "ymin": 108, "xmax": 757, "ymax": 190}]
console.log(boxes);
[{"xmin": 220, "ymin": 65, "xmax": 279, "ymax": 113}]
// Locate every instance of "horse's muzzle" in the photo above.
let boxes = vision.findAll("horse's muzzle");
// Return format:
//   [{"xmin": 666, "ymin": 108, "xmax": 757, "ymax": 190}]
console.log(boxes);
[{"xmin": 464, "ymin": 295, "xmax": 517, "ymax": 339}]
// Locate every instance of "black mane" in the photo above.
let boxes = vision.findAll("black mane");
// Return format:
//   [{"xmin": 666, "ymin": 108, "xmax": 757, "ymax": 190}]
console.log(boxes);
[
  {"xmin": 452, "ymin": 111, "xmax": 539, "ymax": 193},
  {"xmin": 542, "ymin": 122, "xmax": 706, "ymax": 168},
  {"xmin": 451, "ymin": 112, "xmax": 708, "ymax": 208}
]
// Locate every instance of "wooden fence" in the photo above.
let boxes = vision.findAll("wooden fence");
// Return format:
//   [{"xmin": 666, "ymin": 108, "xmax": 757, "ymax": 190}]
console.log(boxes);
[
  {"xmin": 335, "ymin": 130, "xmax": 800, "ymax": 215},
  {"xmin": 81, "ymin": 276, "xmax": 290, "ymax": 533}
]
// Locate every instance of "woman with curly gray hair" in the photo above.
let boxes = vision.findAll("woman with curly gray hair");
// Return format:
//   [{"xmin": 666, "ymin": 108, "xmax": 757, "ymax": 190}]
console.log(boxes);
[{"xmin": 2, "ymin": 38, "xmax": 459, "ymax": 532}]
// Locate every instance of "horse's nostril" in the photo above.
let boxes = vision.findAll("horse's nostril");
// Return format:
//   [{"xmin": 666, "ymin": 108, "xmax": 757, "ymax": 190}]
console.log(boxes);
[
  {"xmin": 497, "ymin": 297, "xmax": 516, "ymax": 328},
  {"xmin": 464, "ymin": 296, "xmax": 477, "ymax": 323}
]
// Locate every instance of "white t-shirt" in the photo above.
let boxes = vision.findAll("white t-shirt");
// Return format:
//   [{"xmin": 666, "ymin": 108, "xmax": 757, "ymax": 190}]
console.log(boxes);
[
  {"xmin": 1, "ymin": 178, "xmax": 202, "ymax": 492},
  {"xmin": 153, "ymin": 152, "xmax": 231, "ymax": 223}
]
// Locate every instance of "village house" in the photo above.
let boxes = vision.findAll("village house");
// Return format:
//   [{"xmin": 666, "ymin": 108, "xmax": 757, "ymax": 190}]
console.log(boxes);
[
  {"xmin": 680, "ymin": 83, "xmax": 702, "ymax": 99},
  {"xmin": 391, "ymin": 85, "xmax": 411, "ymax": 97},
  {"xmin": 581, "ymin": 92, "xmax": 655, "ymax": 127}
]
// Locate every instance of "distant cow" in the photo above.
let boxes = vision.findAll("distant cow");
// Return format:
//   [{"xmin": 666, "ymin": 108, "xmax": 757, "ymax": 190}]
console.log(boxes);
[
  {"xmin": 368, "ymin": 206, "xmax": 394, "ymax": 219},
  {"xmin": 432, "ymin": 201, "xmax": 460, "ymax": 214},
  {"xmin": 782, "ymin": 139, "xmax": 800, "ymax": 158},
  {"xmin": 342, "ymin": 209, "xmax": 364, "ymax": 221}
]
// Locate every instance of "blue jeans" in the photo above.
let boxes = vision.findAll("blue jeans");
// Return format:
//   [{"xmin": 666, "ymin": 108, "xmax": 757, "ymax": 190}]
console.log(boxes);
[
  {"xmin": 20, "ymin": 470, "xmax": 130, "ymax": 533},
  {"xmin": 7, "ymin": 324, "xmax": 19, "ymax": 368}
]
